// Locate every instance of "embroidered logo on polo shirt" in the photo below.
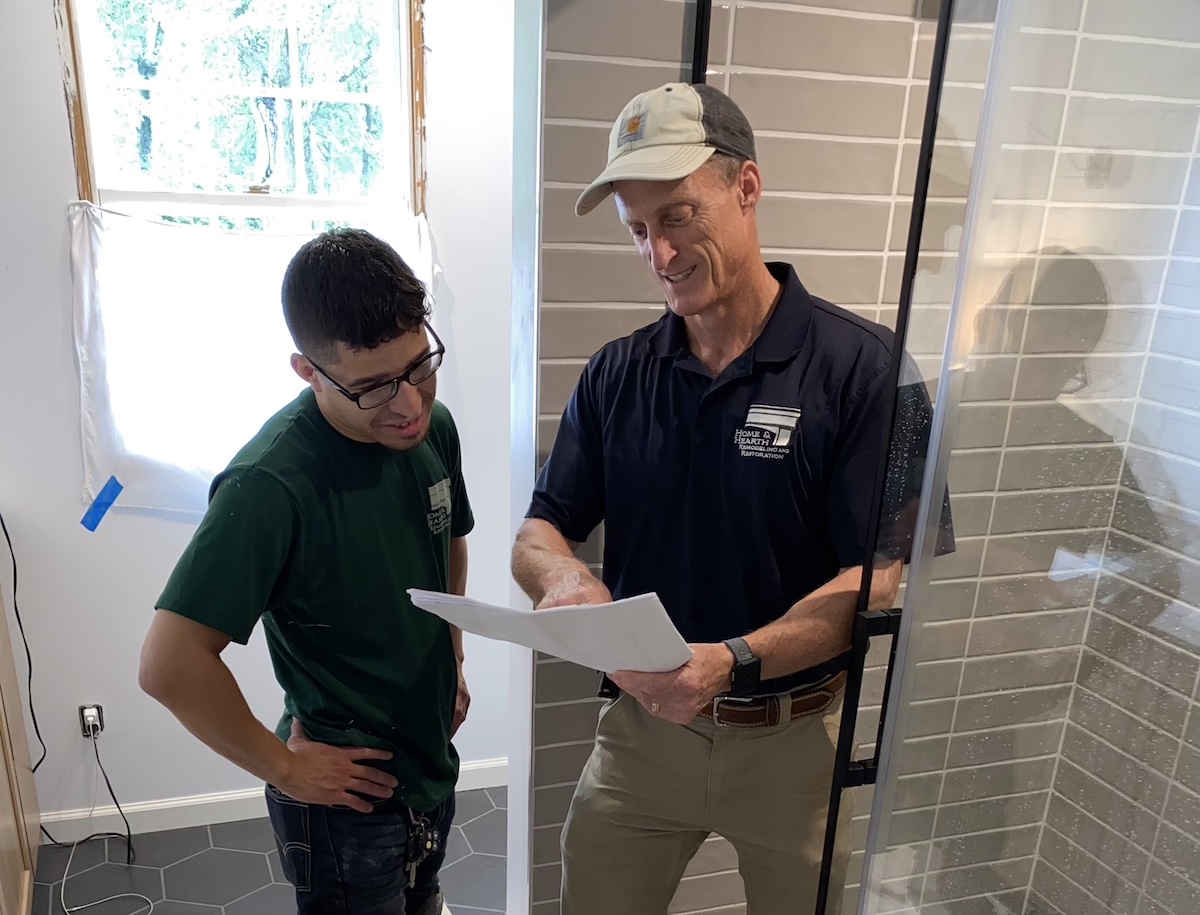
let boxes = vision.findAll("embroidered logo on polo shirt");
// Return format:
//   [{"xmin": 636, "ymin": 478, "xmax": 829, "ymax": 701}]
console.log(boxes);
[
  {"xmin": 427, "ymin": 479, "xmax": 452, "ymax": 534},
  {"xmin": 735, "ymin": 404, "xmax": 803, "ymax": 460}
]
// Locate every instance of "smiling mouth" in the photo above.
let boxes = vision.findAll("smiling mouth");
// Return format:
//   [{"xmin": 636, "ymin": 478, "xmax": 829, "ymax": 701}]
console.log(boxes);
[
  {"xmin": 661, "ymin": 266, "xmax": 696, "ymax": 285},
  {"xmin": 383, "ymin": 415, "xmax": 422, "ymax": 434}
]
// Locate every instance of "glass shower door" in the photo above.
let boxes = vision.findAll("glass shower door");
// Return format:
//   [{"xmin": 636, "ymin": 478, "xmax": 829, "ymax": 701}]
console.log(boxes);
[{"xmin": 852, "ymin": 0, "xmax": 1200, "ymax": 914}]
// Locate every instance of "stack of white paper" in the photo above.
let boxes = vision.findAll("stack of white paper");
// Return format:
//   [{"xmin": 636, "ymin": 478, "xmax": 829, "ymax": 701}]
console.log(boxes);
[{"xmin": 407, "ymin": 590, "xmax": 693, "ymax": 673}]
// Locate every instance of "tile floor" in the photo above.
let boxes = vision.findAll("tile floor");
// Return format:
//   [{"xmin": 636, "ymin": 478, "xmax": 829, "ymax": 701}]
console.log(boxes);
[{"xmin": 33, "ymin": 787, "xmax": 508, "ymax": 915}]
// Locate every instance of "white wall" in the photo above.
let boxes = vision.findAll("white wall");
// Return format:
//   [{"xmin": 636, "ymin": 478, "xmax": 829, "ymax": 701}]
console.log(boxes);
[
  {"xmin": 423, "ymin": 0, "xmax": 517, "ymax": 768},
  {"xmin": 0, "ymin": 0, "xmax": 514, "ymax": 820}
]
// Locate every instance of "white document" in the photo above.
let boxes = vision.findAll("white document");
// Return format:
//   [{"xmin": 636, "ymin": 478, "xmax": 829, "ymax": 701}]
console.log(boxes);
[{"xmin": 407, "ymin": 589, "xmax": 693, "ymax": 673}]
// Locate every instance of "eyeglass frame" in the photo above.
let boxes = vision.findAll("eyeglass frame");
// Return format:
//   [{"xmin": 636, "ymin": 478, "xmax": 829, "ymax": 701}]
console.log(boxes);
[{"xmin": 303, "ymin": 321, "xmax": 446, "ymax": 410}]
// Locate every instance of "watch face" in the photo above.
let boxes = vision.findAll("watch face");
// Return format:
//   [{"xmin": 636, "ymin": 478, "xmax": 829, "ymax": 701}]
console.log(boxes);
[{"xmin": 733, "ymin": 657, "xmax": 761, "ymax": 695}]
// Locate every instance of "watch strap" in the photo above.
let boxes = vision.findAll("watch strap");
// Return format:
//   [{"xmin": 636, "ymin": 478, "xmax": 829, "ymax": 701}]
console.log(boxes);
[{"xmin": 724, "ymin": 637, "xmax": 755, "ymax": 667}]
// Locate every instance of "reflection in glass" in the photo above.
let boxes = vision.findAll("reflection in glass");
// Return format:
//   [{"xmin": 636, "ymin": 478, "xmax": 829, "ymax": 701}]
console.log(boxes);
[{"xmin": 858, "ymin": 0, "xmax": 1200, "ymax": 911}]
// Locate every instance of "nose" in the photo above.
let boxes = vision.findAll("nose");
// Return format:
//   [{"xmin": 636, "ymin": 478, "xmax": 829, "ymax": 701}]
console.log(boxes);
[
  {"xmin": 644, "ymin": 231, "xmax": 677, "ymax": 274},
  {"xmin": 386, "ymin": 381, "xmax": 424, "ymax": 418}
]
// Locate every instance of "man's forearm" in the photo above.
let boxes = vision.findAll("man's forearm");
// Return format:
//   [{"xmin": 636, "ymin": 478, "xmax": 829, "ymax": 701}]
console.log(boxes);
[
  {"xmin": 143, "ymin": 646, "xmax": 293, "ymax": 786},
  {"xmin": 511, "ymin": 518, "xmax": 592, "ymax": 604},
  {"xmin": 745, "ymin": 562, "xmax": 902, "ymax": 681}
]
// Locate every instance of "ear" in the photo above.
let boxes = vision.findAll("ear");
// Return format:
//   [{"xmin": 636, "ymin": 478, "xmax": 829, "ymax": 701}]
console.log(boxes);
[
  {"xmin": 291, "ymin": 353, "xmax": 320, "ymax": 389},
  {"xmin": 738, "ymin": 161, "xmax": 764, "ymax": 211}
]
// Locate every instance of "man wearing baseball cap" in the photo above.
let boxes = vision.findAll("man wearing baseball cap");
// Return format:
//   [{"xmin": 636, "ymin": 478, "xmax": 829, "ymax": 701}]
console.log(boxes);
[{"xmin": 513, "ymin": 82, "xmax": 947, "ymax": 914}]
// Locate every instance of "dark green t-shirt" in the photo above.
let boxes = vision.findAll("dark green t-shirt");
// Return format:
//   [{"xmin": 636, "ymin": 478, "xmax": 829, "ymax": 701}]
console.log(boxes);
[{"xmin": 156, "ymin": 389, "xmax": 474, "ymax": 811}]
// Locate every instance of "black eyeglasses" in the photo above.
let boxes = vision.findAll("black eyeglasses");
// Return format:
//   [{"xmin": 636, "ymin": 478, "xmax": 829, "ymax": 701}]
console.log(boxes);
[{"xmin": 306, "ymin": 322, "xmax": 446, "ymax": 410}]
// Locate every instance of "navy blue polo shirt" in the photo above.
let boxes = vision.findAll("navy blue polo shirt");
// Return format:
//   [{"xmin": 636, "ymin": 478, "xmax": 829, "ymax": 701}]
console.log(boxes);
[{"xmin": 528, "ymin": 261, "xmax": 946, "ymax": 694}]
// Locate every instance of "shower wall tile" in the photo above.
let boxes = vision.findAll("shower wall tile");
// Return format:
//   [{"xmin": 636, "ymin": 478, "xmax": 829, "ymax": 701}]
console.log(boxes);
[
  {"xmin": 757, "ymin": 136, "xmax": 898, "ymax": 195},
  {"xmin": 1073, "ymin": 37, "xmax": 1200, "ymax": 100},
  {"xmin": 729, "ymin": 72, "xmax": 907, "ymax": 137},
  {"xmin": 1061, "ymin": 96, "xmax": 1200, "ymax": 153},
  {"xmin": 927, "ymin": 825, "xmax": 1040, "ymax": 871},
  {"xmin": 543, "ymin": 58, "xmax": 679, "ymax": 121},
  {"xmin": 731, "ymin": 7, "xmax": 914, "ymax": 77},
  {"xmin": 959, "ymin": 649, "xmax": 1080, "ymax": 694},
  {"xmin": 1052, "ymin": 153, "xmax": 1191, "ymax": 206},
  {"xmin": 1084, "ymin": 0, "xmax": 1200, "ymax": 43},
  {"xmin": 546, "ymin": 0, "xmax": 729, "ymax": 62},
  {"xmin": 1061, "ymin": 724, "xmax": 1170, "ymax": 813},
  {"xmin": 1039, "ymin": 827, "xmax": 1142, "ymax": 914},
  {"xmin": 1046, "ymin": 793, "xmax": 1150, "ymax": 887}
]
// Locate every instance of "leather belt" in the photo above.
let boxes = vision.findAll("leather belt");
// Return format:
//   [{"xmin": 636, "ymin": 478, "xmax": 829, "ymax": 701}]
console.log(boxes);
[{"xmin": 697, "ymin": 671, "xmax": 847, "ymax": 728}]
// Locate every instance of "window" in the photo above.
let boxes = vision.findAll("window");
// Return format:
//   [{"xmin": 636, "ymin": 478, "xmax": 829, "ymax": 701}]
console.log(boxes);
[
  {"xmin": 71, "ymin": 0, "xmax": 426, "ymax": 224},
  {"xmin": 62, "ymin": 0, "xmax": 434, "ymax": 518}
]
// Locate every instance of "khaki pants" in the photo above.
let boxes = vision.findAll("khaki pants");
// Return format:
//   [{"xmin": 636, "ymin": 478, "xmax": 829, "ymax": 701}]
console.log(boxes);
[{"xmin": 560, "ymin": 690, "xmax": 853, "ymax": 915}]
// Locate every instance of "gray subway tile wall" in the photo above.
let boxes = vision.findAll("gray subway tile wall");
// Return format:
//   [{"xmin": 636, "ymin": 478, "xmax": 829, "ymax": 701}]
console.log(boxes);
[{"xmin": 532, "ymin": 0, "xmax": 1200, "ymax": 913}]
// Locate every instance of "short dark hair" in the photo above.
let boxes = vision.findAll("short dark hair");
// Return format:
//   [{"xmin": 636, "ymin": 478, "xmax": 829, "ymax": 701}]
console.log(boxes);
[
  {"xmin": 708, "ymin": 152, "xmax": 748, "ymax": 186},
  {"xmin": 281, "ymin": 228, "xmax": 429, "ymax": 362}
]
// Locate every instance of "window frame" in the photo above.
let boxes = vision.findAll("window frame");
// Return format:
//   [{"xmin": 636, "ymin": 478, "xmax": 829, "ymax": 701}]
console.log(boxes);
[{"xmin": 58, "ymin": 0, "xmax": 429, "ymax": 219}]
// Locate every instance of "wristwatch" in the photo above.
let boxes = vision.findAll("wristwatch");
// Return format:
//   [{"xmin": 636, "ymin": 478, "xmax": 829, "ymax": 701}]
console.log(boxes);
[{"xmin": 723, "ymin": 637, "xmax": 761, "ymax": 697}]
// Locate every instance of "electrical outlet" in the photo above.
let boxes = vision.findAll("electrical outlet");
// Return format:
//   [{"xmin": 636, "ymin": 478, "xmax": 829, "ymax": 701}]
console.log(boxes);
[{"xmin": 78, "ymin": 704, "xmax": 105, "ymax": 738}]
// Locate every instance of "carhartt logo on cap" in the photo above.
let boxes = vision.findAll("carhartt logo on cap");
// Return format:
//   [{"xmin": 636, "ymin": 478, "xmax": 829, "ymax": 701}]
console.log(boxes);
[{"xmin": 618, "ymin": 112, "xmax": 646, "ymax": 146}]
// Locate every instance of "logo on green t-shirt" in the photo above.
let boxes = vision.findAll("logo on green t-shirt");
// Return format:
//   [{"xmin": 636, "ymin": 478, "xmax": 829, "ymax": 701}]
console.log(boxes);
[{"xmin": 427, "ymin": 479, "xmax": 452, "ymax": 535}]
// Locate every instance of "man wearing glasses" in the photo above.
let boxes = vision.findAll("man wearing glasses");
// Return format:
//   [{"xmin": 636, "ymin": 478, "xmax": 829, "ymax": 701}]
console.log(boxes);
[{"xmin": 139, "ymin": 228, "xmax": 472, "ymax": 915}]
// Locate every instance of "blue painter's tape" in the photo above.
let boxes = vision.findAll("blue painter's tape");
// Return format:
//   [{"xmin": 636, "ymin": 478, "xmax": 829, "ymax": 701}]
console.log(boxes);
[{"xmin": 81, "ymin": 476, "xmax": 124, "ymax": 532}]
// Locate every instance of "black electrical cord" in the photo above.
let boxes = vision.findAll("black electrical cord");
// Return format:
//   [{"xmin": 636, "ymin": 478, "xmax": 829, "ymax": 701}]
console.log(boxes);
[
  {"xmin": 92, "ymin": 730, "xmax": 134, "ymax": 866},
  {"xmin": 0, "ymin": 509, "xmax": 47, "ymax": 772},
  {"xmin": 0, "ymin": 508, "xmax": 136, "ymax": 864}
]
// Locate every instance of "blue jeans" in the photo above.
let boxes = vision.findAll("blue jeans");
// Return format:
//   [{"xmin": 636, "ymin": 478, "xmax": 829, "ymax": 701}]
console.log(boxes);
[{"xmin": 265, "ymin": 784, "xmax": 455, "ymax": 915}]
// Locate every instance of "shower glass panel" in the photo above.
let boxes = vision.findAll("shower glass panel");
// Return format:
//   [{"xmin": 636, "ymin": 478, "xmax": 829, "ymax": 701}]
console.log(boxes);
[{"xmin": 857, "ymin": 1, "xmax": 1200, "ymax": 914}]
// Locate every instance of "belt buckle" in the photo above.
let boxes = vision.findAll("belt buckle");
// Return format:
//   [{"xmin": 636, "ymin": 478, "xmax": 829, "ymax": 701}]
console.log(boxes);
[{"xmin": 711, "ymin": 694, "xmax": 755, "ymax": 726}]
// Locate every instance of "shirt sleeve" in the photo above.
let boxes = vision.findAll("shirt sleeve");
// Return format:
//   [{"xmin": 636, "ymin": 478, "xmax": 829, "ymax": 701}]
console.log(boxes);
[
  {"xmin": 525, "ymin": 357, "xmax": 606, "ymax": 545},
  {"xmin": 879, "ymin": 374, "xmax": 957, "ymax": 561},
  {"xmin": 826, "ymin": 367, "xmax": 892, "ymax": 569},
  {"xmin": 155, "ymin": 468, "xmax": 297, "ymax": 644},
  {"xmin": 827, "ymin": 359, "xmax": 956, "ymax": 568},
  {"xmin": 444, "ymin": 408, "xmax": 475, "ymax": 539}
]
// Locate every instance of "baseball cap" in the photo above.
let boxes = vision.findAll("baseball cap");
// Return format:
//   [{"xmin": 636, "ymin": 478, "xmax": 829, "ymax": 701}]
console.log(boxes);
[{"xmin": 574, "ymin": 82, "xmax": 757, "ymax": 216}]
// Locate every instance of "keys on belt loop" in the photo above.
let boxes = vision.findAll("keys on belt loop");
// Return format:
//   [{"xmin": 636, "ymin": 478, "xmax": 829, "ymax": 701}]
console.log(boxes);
[{"xmin": 405, "ymin": 808, "xmax": 440, "ymax": 888}]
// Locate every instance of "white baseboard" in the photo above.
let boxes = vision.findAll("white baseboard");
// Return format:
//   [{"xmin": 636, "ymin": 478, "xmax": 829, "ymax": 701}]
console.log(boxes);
[
  {"xmin": 40, "ymin": 758, "xmax": 508, "ymax": 843},
  {"xmin": 456, "ymin": 756, "xmax": 508, "ymax": 792}
]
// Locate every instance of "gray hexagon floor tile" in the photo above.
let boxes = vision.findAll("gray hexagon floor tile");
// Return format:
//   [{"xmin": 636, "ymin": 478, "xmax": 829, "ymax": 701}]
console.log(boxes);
[
  {"xmin": 116, "ymin": 826, "xmax": 211, "ymax": 868},
  {"xmin": 462, "ymin": 809, "xmax": 506, "ymax": 857},
  {"xmin": 36, "ymin": 839, "xmax": 108, "ymax": 883},
  {"xmin": 51, "ymin": 862, "xmax": 164, "ymax": 914},
  {"xmin": 31, "ymin": 882, "xmax": 50, "ymax": 915},
  {"xmin": 485, "ymin": 786, "xmax": 507, "ymax": 809},
  {"xmin": 444, "ymin": 824, "xmax": 472, "ymax": 866},
  {"xmin": 163, "ymin": 848, "xmax": 271, "ymax": 906},
  {"xmin": 267, "ymin": 847, "xmax": 285, "ymax": 883},
  {"xmin": 226, "ymin": 882, "xmax": 296, "ymax": 914},
  {"xmin": 209, "ymin": 818, "xmax": 277, "ymax": 853},
  {"xmin": 454, "ymin": 789, "xmax": 495, "ymax": 825},
  {"xmin": 440, "ymin": 851, "xmax": 506, "ymax": 911}
]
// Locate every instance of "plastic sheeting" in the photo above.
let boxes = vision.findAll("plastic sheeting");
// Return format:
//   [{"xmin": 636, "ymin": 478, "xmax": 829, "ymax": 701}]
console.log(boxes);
[{"xmin": 68, "ymin": 200, "xmax": 438, "ymax": 519}]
